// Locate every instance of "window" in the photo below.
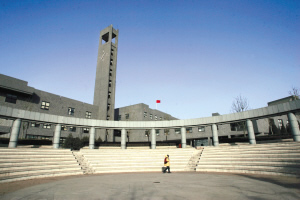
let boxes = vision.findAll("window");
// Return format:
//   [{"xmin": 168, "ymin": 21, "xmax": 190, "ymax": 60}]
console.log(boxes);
[
  {"xmin": 198, "ymin": 126, "xmax": 205, "ymax": 132},
  {"xmin": 101, "ymin": 32, "xmax": 109, "ymax": 44},
  {"xmin": 61, "ymin": 126, "xmax": 67, "ymax": 131},
  {"xmin": 125, "ymin": 114, "xmax": 129, "ymax": 119},
  {"xmin": 144, "ymin": 112, "xmax": 147, "ymax": 118},
  {"xmin": 150, "ymin": 114, "xmax": 153, "ymax": 119},
  {"xmin": 26, "ymin": 134, "xmax": 38, "ymax": 139},
  {"xmin": 5, "ymin": 94, "xmax": 17, "ymax": 104},
  {"xmin": 186, "ymin": 127, "xmax": 193, "ymax": 133},
  {"xmin": 31, "ymin": 123, "xmax": 40, "ymax": 128},
  {"xmin": 69, "ymin": 127, "xmax": 76, "ymax": 132},
  {"xmin": 41, "ymin": 101, "xmax": 50, "ymax": 110},
  {"xmin": 155, "ymin": 115, "xmax": 158, "ymax": 120},
  {"xmin": 118, "ymin": 115, "xmax": 121, "ymax": 120},
  {"xmin": 86, "ymin": 111, "xmax": 91, "ymax": 119},
  {"xmin": 175, "ymin": 128, "xmax": 181, "ymax": 134},
  {"xmin": 83, "ymin": 128, "xmax": 89, "ymax": 133},
  {"xmin": 145, "ymin": 130, "xmax": 149, "ymax": 137},
  {"xmin": 68, "ymin": 107, "xmax": 75, "ymax": 115},
  {"xmin": 156, "ymin": 129, "xmax": 160, "ymax": 136},
  {"xmin": 43, "ymin": 124, "xmax": 51, "ymax": 129},
  {"xmin": 160, "ymin": 117, "xmax": 162, "ymax": 120}
]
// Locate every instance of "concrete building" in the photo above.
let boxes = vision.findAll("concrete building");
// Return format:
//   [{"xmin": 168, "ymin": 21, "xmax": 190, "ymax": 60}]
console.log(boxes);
[{"xmin": 0, "ymin": 25, "xmax": 299, "ymax": 146}]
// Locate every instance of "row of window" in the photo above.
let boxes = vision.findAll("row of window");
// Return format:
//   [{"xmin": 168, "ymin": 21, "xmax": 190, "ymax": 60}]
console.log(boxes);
[
  {"xmin": 40, "ymin": 101, "xmax": 92, "ymax": 118},
  {"xmin": 143, "ymin": 112, "xmax": 163, "ymax": 120},
  {"xmin": 144, "ymin": 126, "xmax": 206, "ymax": 136},
  {"xmin": 31, "ymin": 122, "xmax": 90, "ymax": 133},
  {"xmin": 4, "ymin": 96, "xmax": 93, "ymax": 119}
]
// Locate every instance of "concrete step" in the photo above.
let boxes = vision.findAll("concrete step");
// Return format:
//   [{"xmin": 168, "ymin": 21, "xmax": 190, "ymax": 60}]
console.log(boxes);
[
  {"xmin": 197, "ymin": 161, "xmax": 300, "ymax": 166},
  {"xmin": 0, "ymin": 166, "xmax": 82, "ymax": 177},
  {"xmin": 0, "ymin": 170, "xmax": 83, "ymax": 183},
  {"xmin": 196, "ymin": 167, "xmax": 300, "ymax": 177},
  {"xmin": 200, "ymin": 153, "xmax": 300, "ymax": 158},
  {"xmin": 0, "ymin": 163, "xmax": 81, "ymax": 172},
  {"xmin": 0, "ymin": 160, "xmax": 77, "ymax": 167},
  {"xmin": 0, "ymin": 157, "xmax": 77, "ymax": 162}
]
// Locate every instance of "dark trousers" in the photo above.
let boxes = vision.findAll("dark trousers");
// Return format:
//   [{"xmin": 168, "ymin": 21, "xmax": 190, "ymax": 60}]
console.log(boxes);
[{"xmin": 163, "ymin": 166, "xmax": 170, "ymax": 173}]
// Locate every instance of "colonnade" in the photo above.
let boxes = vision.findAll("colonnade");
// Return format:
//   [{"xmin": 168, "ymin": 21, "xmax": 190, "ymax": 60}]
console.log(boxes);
[{"xmin": 7, "ymin": 113, "xmax": 300, "ymax": 149}]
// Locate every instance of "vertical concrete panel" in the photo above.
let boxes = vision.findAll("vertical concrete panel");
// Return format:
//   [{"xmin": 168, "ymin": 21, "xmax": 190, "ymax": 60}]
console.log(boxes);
[
  {"xmin": 212, "ymin": 124, "xmax": 219, "ymax": 146},
  {"xmin": 8, "ymin": 119, "xmax": 21, "ymax": 148},
  {"xmin": 151, "ymin": 128, "xmax": 156, "ymax": 149},
  {"xmin": 288, "ymin": 113, "xmax": 300, "ymax": 142},
  {"xmin": 53, "ymin": 124, "xmax": 61, "ymax": 149},
  {"xmin": 89, "ymin": 127, "xmax": 95, "ymax": 149},
  {"xmin": 181, "ymin": 127, "xmax": 186, "ymax": 148},
  {"xmin": 246, "ymin": 119, "xmax": 256, "ymax": 144},
  {"xmin": 121, "ymin": 128, "xmax": 127, "ymax": 149}
]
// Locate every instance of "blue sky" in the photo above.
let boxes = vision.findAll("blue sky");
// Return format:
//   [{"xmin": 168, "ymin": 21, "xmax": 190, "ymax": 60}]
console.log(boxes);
[{"xmin": 0, "ymin": 0, "xmax": 299, "ymax": 119}]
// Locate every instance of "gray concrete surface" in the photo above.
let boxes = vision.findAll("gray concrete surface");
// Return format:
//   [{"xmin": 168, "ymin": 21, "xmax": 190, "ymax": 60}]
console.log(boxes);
[{"xmin": 1, "ymin": 172, "xmax": 300, "ymax": 200}]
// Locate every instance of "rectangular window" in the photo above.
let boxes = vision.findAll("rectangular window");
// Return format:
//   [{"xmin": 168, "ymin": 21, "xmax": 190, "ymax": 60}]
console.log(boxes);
[
  {"xmin": 118, "ymin": 115, "xmax": 121, "ymax": 120},
  {"xmin": 144, "ymin": 112, "xmax": 147, "ymax": 118},
  {"xmin": 198, "ymin": 126, "xmax": 205, "ymax": 132},
  {"xmin": 5, "ymin": 94, "xmax": 17, "ymax": 104},
  {"xmin": 150, "ymin": 114, "xmax": 153, "ymax": 119},
  {"xmin": 69, "ymin": 127, "xmax": 76, "ymax": 132},
  {"xmin": 175, "ymin": 128, "xmax": 181, "ymax": 134},
  {"xmin": 31, "ymin": 123, "xmax": 40, "ymax": 128},
  {"xmin": 155, "ymin": 115, "xmax": 157, "ymax": 120},
  {"xmin": 156, "ymin": 129, "xmax": 160, "ymax": 136},
  {"xmin": 186, "ymin": 127, "xmax": 193, "ymax": 133},
  {"xmin": 61, "ymin": 126, "xmax": 67, "ymax": 131},
  {"xmin": 86, "ymin": 111, "xmax": 91, "ymax": 119},
  {"xmin": 41, "ymin": 101, "xmax": 50, "ymax": 110},
  {"xmin": 83, "ymin": 128, "xmax": 89, "ymax": 133},
  {"xmin": 160, "ymin": 117, "xmax": 162, "ymax": 120},
  {"xmin": 125, "ymin": 114, "xmax": 129, "ymax": 119},
  {"xmin": 43, "ymin": 124, "xmax": 51, "ymax": 129},
  {"xmin": 68, "ymin": 107, "xmax": 75, "ymax": 115},
  {"xmin": 145, "ymin": 130, "xmax": 149, "ymax": 137}
]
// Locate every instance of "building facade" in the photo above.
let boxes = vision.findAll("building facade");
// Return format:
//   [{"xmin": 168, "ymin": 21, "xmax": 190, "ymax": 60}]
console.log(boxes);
[{"xmin": 0, "ymin": 25, "xmax": 299, "ymax": 146}]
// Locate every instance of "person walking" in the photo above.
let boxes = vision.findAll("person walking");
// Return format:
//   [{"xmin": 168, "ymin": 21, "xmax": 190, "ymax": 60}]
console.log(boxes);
[{"xmin": 163, "ymin": 155, "xmax": 171, "ymax": 173}]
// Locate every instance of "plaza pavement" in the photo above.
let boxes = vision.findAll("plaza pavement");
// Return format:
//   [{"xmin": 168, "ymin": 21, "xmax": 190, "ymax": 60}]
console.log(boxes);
[{"xmin": 0, "ymin": 172, "xmax": 300, "ymax": 200}]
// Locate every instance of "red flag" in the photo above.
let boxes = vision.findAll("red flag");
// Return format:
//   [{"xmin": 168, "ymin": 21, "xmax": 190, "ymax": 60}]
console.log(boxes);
[{"xmin": 156, "ymin": 100, "xmax": 161, "ymax": 103}]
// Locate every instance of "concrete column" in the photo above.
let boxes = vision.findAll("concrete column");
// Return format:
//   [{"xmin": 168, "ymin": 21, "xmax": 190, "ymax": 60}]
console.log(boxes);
[
  {"xmin": 287, "ymin": 113, "xmax": 300, "ymax": 142},
  {"xmin": 8, "ymin": 119, "xmax": 22, "ymax": 148},
  {"xmin": 121, "ymin": 128, "xmax": 127, "ymax": 149},
  {"xmin": 246, "ymin": 119, "xmax": 256, "ymax": 144},
  {"xmin": 181, "ymin": 127, "xmax": 186, "ymax": 148},
  {"xmin": 212, "ymin": 124, "xmax": 219, "ymax": 146},
  {"xmin": 53, "ymin": 124, "xmax": 61, "ymax": 149},
  {"xmin": 89, "ymin": 127, "xmax": 95, "ymax": 149},
  {"xmin": 151, "ymin": 128, "xmax": 156, "ymax": 149}
]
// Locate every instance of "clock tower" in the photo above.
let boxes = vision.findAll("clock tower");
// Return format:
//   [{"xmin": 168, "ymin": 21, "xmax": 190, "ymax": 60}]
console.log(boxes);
[{"xmin": 94, "ymin": 25, "xmax": 118, "ymax": 122}]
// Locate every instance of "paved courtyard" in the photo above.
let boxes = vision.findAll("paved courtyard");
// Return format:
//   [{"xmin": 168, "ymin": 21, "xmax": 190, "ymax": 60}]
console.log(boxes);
[{"xmin": 1, "ymin": 172, "xmax": 300, "ymax": 200}]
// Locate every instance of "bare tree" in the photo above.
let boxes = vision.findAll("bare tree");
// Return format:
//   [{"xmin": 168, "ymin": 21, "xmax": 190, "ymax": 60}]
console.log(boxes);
[
  {"xmin": 289, "ymin": 86, "xmax": 300, "ymax": 100},
  {"xmin": 231, "ymin": 95, "xmax": 249, "ymax": 137},
  {"xmin": 231, "ymin": 95, "xmax": 249, "ymax": 113}
]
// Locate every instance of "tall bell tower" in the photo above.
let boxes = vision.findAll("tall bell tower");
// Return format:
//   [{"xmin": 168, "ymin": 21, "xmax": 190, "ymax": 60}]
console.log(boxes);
[{"xmin": 94, "ymin": 25, "xmax": 119, "ymax": 122}]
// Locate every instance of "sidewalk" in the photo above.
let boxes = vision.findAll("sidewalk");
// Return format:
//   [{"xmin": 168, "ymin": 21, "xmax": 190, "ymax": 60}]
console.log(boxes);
[{"xmin": 1, "ymin": 172, "xmax": 300, "ymax": 200}]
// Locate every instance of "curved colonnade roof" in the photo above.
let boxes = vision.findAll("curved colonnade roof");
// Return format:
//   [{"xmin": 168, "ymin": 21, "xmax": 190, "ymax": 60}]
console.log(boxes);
[{"xmin": 0, "ymin": 100, "xmax": 300, "ymax": 129}]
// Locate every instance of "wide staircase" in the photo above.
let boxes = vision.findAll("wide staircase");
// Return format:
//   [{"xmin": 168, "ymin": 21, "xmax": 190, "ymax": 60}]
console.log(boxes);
[
  {"xmin": 80, "ymin": 148, "xmax": 199, "ymax": 173},
  {"xmin": 196, "ymin": 142, "xmax": 300, "ymax": 177},
  {"xmin": 0, "ymin": 148, "xmax": 83, "ymax": 183}
]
